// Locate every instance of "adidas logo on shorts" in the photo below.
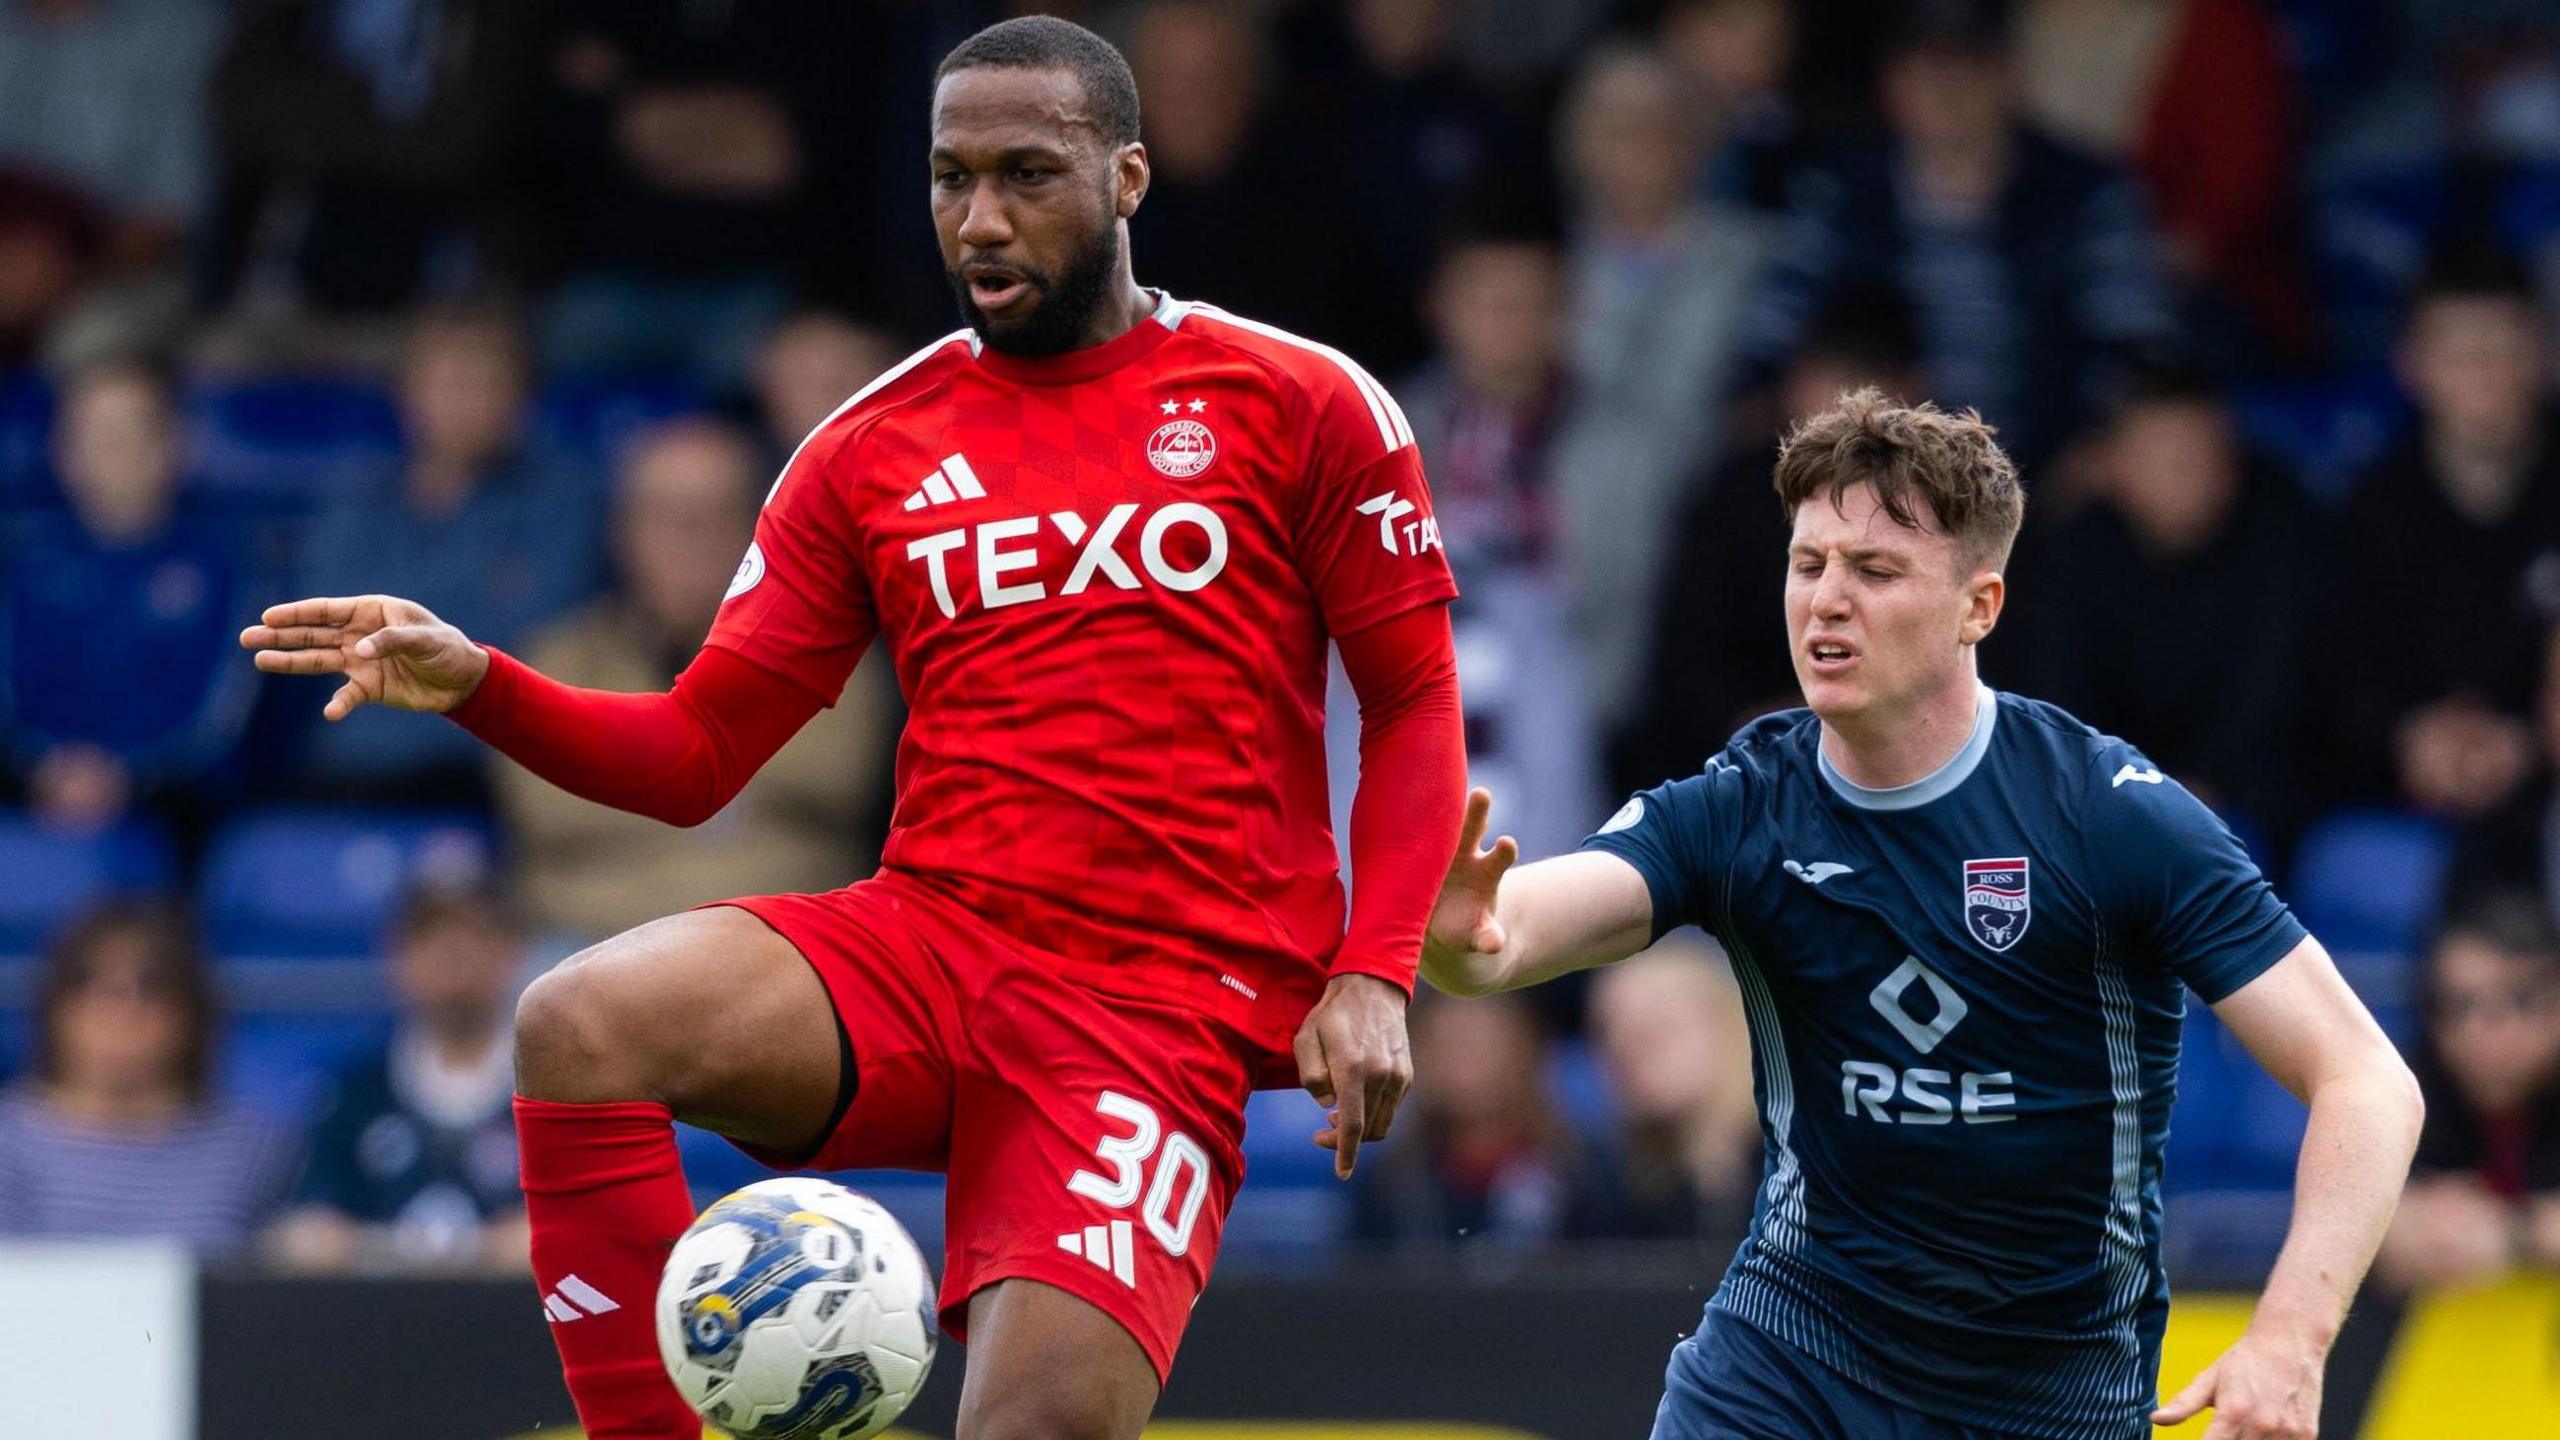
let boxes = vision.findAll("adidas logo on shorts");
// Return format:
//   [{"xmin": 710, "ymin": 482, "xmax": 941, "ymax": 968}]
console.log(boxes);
[{"xmin": 1058, "ymin": 1220, "xmax": 1137, "ymax": 1288}]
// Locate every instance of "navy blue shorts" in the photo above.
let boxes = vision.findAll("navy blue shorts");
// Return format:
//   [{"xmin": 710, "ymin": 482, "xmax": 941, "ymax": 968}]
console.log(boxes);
[{"xmin": 1650, "ymin": 1307, "xmax": 2139, "ymax": 1440}]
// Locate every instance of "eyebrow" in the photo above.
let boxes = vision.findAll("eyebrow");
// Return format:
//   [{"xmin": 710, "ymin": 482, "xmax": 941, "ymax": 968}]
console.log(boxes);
[
  {"xmin": 1788, "ymin": 544, "xmax": 1914, "ymax": 565},
  {"xmin": 929, "ymin": 141, "xmax": 1080, "ymax": 167}
]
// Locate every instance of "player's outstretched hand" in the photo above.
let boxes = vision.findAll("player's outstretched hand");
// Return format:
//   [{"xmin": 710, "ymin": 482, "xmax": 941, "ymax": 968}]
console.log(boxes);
[
  {"xmin": 1420, "ymin": 788, "xmax": 1519, "ymax": 981},
  {"xmin": 2151, "ymin": 1328, "xmax": 2323, "ymax": 1440},
  {"xmin": 1295, "ymin": 972, "xmax": 1412, "ymax": 1181},
  {"xmin": 239, "ymin": 595, "xmax": 489, "ymax": 721}
]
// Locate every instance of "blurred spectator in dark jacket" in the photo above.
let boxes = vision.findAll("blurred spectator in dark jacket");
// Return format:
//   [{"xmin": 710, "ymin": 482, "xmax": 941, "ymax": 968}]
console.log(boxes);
[
  {"xmin": 0, "ymin": 901, "xmax": 292, "ymax": 1253},
  {"xmin": 1553, "ymin": 40, "xmax": 1770, "ymax": 734},
  {"xmin": 528, "ymin": 0, "xmax": 869, "ymax": 389},
  {"xmin": 2322, "ymin": 245, "xmax": 2560, "ymax": 820},
  {"xmin": 2448, "ymin": 620, "xmax": 2560, "ymax": 932},
  {"xmin": 2375, "ymin": 893, "xmax": 2560, "ymax": 1291},
  {"xmin": 2, "ymin": 361, "xmax": 261, "ymax": 830},
  {"xmin": 268, "ymin": 880, "xmax": 527, "ymax": 1274},
  {"xmin": 1658, "ymin": 0, "xmax": 1810, "ymax": 213},
  {"xmin": 746, "ymin": 308, "xmax": 902, "ymax": 470},
  {"xmin": 1743, "ymin": 0, "xmax": 2176, "ymax": 469},
  {"xmin": 2001, "ymin": 359, "xmax": 2322, "ymax": 838},
  {"xmin": 0, "ymin": 171, "xmax": 106, "ymax": 367},
  {"xmin": 494, "ymin": 419, "xmax": 897, "ymax": 938},
  {"xmin": 296, "ymin": 301, "xmax": 602, "ymax": 801},
  {"xmin": 210, "ymin": 0, "xmax": 540, "ymax": 319},
  {"xmin": 1354, "ymin": 991, "xmax": 1621, "ymax": 1251},
  {"xmin": 1589, "ymin": 938, "xmax": 1761, "ymax": 1254},
  {"xmin": 1619, "ymin": 296, "xmax": 1921, "ymax": 792}
]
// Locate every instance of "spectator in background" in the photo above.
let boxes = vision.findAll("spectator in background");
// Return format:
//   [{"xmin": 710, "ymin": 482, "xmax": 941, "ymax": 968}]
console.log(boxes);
[
  {"xmin": 1353, "ymin": 991, "xmax": 1620, "ymax": 1251},
  {"xmin": 209, "ymin": 0, "xmax": 541, "ymax": 329},
  {"xmin": 268, "ymin": 880, "xmax": 527, "ymax": 1273},
  {"xmin": 2, "ymin": 361, "xmax": 261, "ymax": 831},
  {"xmin": 1744, "ymin": 0, "xmax": 2176, "ymax": 470},
  {"xmin": 1552, "ymin": 40, "xmax": 1770, "ymax": 734},
  {"xmin": 2014, "ymin": 0, "xmax": 2306, "ymax": 356},
  {"xmin": 2448, "ymin": 620, "xmax": 2560, "ymax": 931},
  {"xmin": 1122, "ymin": 3, "xmax": 1314, "ymax": 336},
  {"xmin": 747, "ymin": 309, "xmax": 902, "ymax": 469},
  {"xmin": 1657, "ymin": 0, "xmax": 1808, "ymax": 213},
  {"xmin": 1620, "ymin": 296, "xmax": 1922, "ymax": 792},
  {"xmin": 0, "ymin": 901, "xmax": 292, "ymax": 1252},
  {"xmin": 1588, "ymin": 938, "xmax": 1760, "ymax": 1254},
  {"xmin": 297, "ymin": 301, "xmax": 602, "ymax": 802},
  {"xmin": 2001, "ymin": 359, "xmax": 2321, "ymax": 839},
  {"xmin": 529, "ymin": 0, "xmax": 867, "ymax": 390},
  {"xmin": 0, "ymin": 171, "xmax": 106, "ymax": 367},
  {"xmin": 2375, "ymin": 893, "xmax": 2560, "ymax": 1291},
  {"xmin": 1335, "ymin": 209, "xmax": 1599, "ymax": 862},
  {"xmin": 2323, "ymin": 246, "xmax": 2560, "ymax": 820},
  {"xmin": 495, "ymin": 419, "xmax": 896, "ymax": 939},
  {"xmin": 0, "ymin": 0, "xmax": 224, "ymax": 359}
]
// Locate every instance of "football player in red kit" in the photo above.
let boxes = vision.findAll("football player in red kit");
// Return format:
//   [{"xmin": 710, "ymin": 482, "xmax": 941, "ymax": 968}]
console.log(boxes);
[{"xmin": 240, "ymin": 17, "xmax": 1464, "ymax": 1440}]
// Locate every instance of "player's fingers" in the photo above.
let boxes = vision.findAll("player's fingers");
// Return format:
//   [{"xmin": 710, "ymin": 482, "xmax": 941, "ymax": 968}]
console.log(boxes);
[
  {"xmin": 355, "ymin": 624, "xmax": 441, "ymax": 660},
  {"xmin": 1470, "ymin": 916, "xmax": 1509, "ymax": 954},
  {"xmin": 1329, "ymin": 1063, "xmax": 1368, "ymax": 1179},
  {"xmin": 261, "ymin": 596, "xmax": 357, "ymax": 629},
  {"xmin": 1310, "ymin": 1123, "xmax": 1338, "ymax": 1151},
  {"xmin": 238, "ymin": 623, "xmax": 342, "ymax": 651},
  {"xmin": 1294, "ymin": 1028, "xmax": 1334, "ymax": 1106},
  {"xmin": 1486, "ymin": 834, "xmax": 1519, "ymax": 874},
  {"xmin": 323, "ymin": 681, "xmax": 366, "ymax": 722},
  {"xmin": 1366, "ymin": 1058, "xmax": 1408, "ymax": 1141},
  {"xmin": 2152, "ymin": 1364, "xmax": 2217, "ymax": 1424},
  {"xmin": 1456, "ymin": 787, "xmax": 1493, "ymax": 857},
  {"xmin": 253, "ymin": 648, "xmax": 350, "ymax": 676}
]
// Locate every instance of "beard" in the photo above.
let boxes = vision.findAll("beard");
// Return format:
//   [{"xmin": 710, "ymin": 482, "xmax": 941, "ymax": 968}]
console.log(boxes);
[{"xmin": 946, "ymin": 220, "xmax": 1122, "ymax": 358}]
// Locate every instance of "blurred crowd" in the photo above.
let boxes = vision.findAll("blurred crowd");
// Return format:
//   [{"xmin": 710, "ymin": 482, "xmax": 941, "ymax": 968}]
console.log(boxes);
[{"xmin": 2, "ymin": 0, "xmax": 2559, "ymax": 1289}]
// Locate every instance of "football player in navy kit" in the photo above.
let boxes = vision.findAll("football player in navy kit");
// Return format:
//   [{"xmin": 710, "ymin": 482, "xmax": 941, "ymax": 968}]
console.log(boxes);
[{"xmin": 1417, "ymin": 391, "xmax": 2422, "ymax": 1440}]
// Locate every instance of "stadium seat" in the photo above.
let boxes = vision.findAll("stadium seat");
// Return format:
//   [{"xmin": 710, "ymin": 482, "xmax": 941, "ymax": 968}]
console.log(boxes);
[
  {"xmin": 183, "ymin": 376, "xmax": 400, "ymax": 504},
  {"xmin": 2166, "ymin": 1004, "xmax": 2306, "ymax": 1196},
  {"xmin": 532, "ymin": 375, "xmax": 703, "ymax": 470},
  {"xmin": 1547, "ymin": 1038, "xmax": 1619, "ymax": 1133},
  {"xmin": 0, "ymin": 368, "xmax": 54, "ymax": 504},
  {"xmin": 1240, "ymin": 1086, "xmax": 1335, "ymax": 1187},
  {"xmin": 221, "ymin": 1013, "xmax": 397, "ymax": 1125},
  {"xmin": 0, "ymin": 810, "xmax": 176, "ymax": 959},
  {"xmin": 2288, "ymin": 809, "xmax": 2454, "ymax": 956},
  {"xmin": 202, "ymin": 810, "xmax": 497, "ymax": 1013}
]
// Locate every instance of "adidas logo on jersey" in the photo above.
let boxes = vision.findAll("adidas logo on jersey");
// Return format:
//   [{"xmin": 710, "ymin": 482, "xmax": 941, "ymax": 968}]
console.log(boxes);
[
  {"xmin": 902, "ymin": 453, "xmax": 989, "ymax": 511},
  {"xmin": 1058, "ymin": 1220, "xmax": 1139, "ymax": 1288},
  {"xmin": 540, "ymin": 1273, "xmax": 621, "ymax": 1323}
]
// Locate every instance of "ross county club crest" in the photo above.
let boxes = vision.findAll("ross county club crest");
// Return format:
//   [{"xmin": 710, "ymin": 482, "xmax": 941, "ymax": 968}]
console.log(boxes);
[
  {"xmin": 1146, "ymin": 418, "xmax": 1217, "ymax": 478},
  {"xmin": 1962, "ymin": 857, "xmax": 2030, "ymax": 951}
]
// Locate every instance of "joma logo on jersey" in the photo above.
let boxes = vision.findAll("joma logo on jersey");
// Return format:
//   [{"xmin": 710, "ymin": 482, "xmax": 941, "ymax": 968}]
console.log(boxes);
[
  {"xmin": 904, "ymin": 502, "xmax": 1229, "ymax": 619},
  {"xmin": 1842, "ymin": 955, "xmax": 2018, "ymax": 1126},
  {"xmin": 1963, "ymin": 857, "xmax": 2031, "ymax": 951}
]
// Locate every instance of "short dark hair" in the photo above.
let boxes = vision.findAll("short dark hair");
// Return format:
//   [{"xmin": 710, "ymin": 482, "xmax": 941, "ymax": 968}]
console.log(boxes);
[
  {"xmin": 2108, "ymin": 353, "xmax": 2227, "ymax": 419},
  {"xmin": 2435, "ymin": 890, "xmax": 2560, "ymax": 969},
  {"xmin": 1772, "ymin": 387, "xmax": 2026, "ymax": 570},
  {"xmin": 936, "ymin": 16, "xmax": 1141, "ymax": 147},
  {"xmin": 33, "ymin": 899, "xmax": 215, "ymax": 1101},
  {"xmin": 391, "ymin": 875, "xmax": 520, "ymax": 946},
  {"xmin": 2405, "ymin": 238, "xmax": 2540, "ymax": 323}
]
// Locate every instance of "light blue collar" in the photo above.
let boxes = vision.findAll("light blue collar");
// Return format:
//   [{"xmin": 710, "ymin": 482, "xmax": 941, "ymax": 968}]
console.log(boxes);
[{"xmin": 1819, "ymin": 685, "xmax": 1999, "ymax": 812}]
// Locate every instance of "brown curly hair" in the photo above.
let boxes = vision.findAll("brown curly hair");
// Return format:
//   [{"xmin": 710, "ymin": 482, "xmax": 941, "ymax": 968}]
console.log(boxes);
[{"xmin": 1771, "ymin": 387, "xmax": 2026, "ymax": 572}]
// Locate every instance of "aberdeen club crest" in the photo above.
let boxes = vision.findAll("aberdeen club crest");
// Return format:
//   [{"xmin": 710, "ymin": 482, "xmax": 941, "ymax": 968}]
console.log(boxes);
[
  {"xmin": 1963, "ymin": 858, "xmax": 2030, "ymax": 951},
  {"xmin": 1147, "ymin": 417, "xmax": 1217, "ymax": 478}
]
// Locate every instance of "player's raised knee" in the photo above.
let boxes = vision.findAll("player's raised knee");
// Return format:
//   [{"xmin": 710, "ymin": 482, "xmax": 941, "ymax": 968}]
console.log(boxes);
[
  {"xmin": 960, "ymin": 1388, "xmax": 1138, "ymax": 1440},
  {"xmin": 514, "ymin": 938, "xmax": 667, "ymax": 1104}
]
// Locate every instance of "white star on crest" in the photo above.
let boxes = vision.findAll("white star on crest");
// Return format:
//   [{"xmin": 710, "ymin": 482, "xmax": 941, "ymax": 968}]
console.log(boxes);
[
  {"xmin": 1160, "ymin": 400, "xmax": 1180, "ymax": 415},
  {"xmin": 1187, "ymin": 398, "xmax": 1207, "ymax": 413}
]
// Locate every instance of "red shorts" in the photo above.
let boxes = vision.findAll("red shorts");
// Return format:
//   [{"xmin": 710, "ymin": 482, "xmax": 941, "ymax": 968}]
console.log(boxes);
[{"xmin": 711, "ymin": 872, "xmax": 1270, "ymax": 1383}]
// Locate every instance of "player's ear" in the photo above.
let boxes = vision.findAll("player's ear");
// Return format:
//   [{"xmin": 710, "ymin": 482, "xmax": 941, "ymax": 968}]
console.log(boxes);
[
  {"xmin": 1959, "ymin": 568, "xmax": 2004, "ymax": 646},
  {"xmin": 1115, "ymin": 141, "xmax": 1149, "ymax": 218}
]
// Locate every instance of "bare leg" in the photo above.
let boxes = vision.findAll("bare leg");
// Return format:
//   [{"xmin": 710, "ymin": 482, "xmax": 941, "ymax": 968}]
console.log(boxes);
[{"xmin": 954, "ymin": 1279, "xmax": 1163, "ymax": 1440}]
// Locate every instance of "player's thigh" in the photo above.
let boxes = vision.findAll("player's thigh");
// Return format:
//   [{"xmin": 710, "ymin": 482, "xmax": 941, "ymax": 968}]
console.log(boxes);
[
  {"xmin": 513, "ymin": 905, "xmax": 842, "ymax": 1154},
  {"xmin": 1653, "ymin": 1310, "xmax": 1862, "ymax": 1440},
  {"xmin": 953, "ymin": 1277, "xmax": 1158, "ymax": 1440}
]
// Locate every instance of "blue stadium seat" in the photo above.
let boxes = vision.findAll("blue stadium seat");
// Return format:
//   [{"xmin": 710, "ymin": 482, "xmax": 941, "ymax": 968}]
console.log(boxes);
[
  {"xmin": 2288, "ymin": 809, "xmax": 2454, "ymax": 956},
  {"xmin": 671, "ymin": 1124, "xmax": 948, "ymax": 1255},
  {"xmin": 1240, "ymin": 1086, "xmax": 1335, "ymax": 1187},
  {"xmin": 0, "ymin": 810, "xmax": 176, "ymax": 958},
  {"xmin": 221, "ymin": 1013, "xmax": 396, "ymax": 1125},
  {"xmin": 202, "ymin": 809, "xmax": 499, "ymax": 962},
  {"xmin": 0, "ymin": 368, "xmax": 55, "ymax": 504},
  {"xmin": 2166, "ymin": 1003, "xmax": 2303, "ymax": 1195},
  {"xmin": 184, "ymin": 376, "xmax": 399, "ymax": 505},
  {"xmin": 532, "ymin": 375, "xmax": 703, "ymax": 471},
  {"xmin": 1547, "ymin": 1038, "xmax": 1619, "ymax": 1133}
]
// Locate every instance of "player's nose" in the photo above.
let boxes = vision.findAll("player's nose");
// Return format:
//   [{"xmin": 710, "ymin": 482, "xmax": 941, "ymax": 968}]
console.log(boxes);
[{"xmin": 956, "ymin": 183, "xmax": 1014, "ymax": 247}]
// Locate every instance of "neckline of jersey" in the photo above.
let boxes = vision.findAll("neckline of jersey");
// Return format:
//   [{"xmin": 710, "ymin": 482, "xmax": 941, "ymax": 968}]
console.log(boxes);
[
  {"xmin": 1817, "ymin": 684, "xmax": 2000, "ymax": 812},
  {"xmin": 968, "ymin": 290, "xmax": 1185, "ymax": 386}
]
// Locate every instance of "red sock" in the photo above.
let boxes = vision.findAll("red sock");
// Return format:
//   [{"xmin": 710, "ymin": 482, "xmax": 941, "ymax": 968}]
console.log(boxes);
[{"xmin": 516, "ymin": 1096, "xmax": 702, "ymax": 1440}]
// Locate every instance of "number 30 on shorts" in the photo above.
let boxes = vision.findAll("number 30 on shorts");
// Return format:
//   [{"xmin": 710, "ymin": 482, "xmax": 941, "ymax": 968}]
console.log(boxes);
[{"xmin": 1066, "ymin": 1091, "xmax": 1214, "ymax": 1257}]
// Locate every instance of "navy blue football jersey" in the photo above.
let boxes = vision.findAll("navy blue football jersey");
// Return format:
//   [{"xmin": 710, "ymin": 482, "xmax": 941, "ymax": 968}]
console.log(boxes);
[{"xmin": 1582, "ymin": 687, "xmax": 2305, "ymax": 1440}]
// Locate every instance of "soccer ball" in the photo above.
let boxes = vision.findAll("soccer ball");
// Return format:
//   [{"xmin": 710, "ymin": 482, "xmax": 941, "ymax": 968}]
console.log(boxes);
[{"xmin": 656, "ymin": 1178, "xmax": 939, "ymax": 1439}]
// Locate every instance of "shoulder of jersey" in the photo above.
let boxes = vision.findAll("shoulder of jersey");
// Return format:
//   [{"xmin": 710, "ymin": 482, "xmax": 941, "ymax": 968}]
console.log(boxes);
[
  {"xmin": 1172, "ymin": 302, "xmax": 1418, "ymax": 460},
  {"xmin": 1719, "ymin": 706, "xmax": 1816, "ymax": 770},
  {"xmin": 1998, "ymin": 691, "xmax": 2162, "ymax": 797}
]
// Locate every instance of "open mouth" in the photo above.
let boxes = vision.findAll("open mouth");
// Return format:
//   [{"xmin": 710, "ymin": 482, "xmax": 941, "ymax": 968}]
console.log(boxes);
[
  {"xmin": 1806, "ymin": 639, "xmax": 1858, "ymax": 674},
  {"xmin": 963, "ymin": 264, "xmax": 1033, "ymax": 311}
]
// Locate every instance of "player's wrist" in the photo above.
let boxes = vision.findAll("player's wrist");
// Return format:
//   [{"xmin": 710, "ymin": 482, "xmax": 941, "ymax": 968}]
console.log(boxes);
[{"xmin": 1324, "ymin": 957, "xmax": 1416, "ymax": 1000}]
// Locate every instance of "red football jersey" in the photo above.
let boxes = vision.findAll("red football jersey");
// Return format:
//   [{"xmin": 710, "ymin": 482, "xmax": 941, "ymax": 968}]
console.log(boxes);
[{"xmin": 706, "ymin": 296, "xmax": 1457, "ymax": 1052}]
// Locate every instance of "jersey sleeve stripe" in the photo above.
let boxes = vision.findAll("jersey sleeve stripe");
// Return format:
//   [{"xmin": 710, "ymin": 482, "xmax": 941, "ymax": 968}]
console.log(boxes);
[
  {"xmin": 762, "ymin": 328, "xmax": 974, "ymax": 505},
  {"xmin": 1190, "ymin": 304, "xmax": 1408, "ymax": 454}
]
